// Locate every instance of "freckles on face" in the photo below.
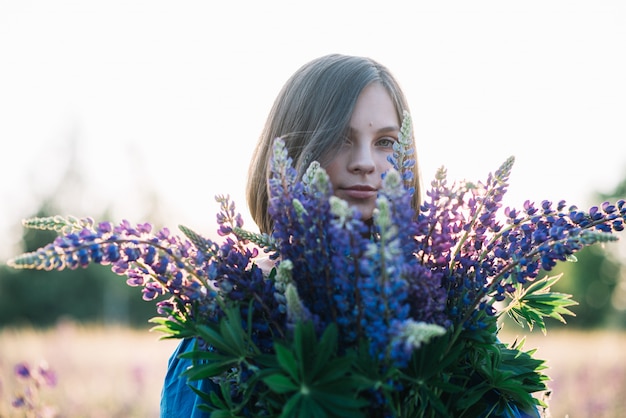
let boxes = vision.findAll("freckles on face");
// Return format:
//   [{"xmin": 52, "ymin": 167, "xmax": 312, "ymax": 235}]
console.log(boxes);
[{"xmin": 324, "ymin": 82, "xmax": 400, "ymax": 220}]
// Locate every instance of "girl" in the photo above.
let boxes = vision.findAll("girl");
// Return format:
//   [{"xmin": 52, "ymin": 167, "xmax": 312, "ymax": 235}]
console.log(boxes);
[
  {"xmin": 160, "ymin": 54, "xmax": 539, "ymax": 417},
  {"xmin": 160, "ymin": 53, "xmax": 420, "ymax": 417}
]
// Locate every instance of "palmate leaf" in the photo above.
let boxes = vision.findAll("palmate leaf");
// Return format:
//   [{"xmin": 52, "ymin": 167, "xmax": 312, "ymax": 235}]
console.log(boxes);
[
  {"xmin": 449, "ymin": 339, "xmax": 547, "ymax": 417},
  {"xmin": 469, "ymin": 339, "xmax": 549, "ymax": 414},
  {"xmin": 398, "ymin": 332, "xmax": 466, "ymax": 417},
  {"xmin": 149, "ymin": 309, "xmax": 197, "ymax": 339},
  {"xmin": 504, "ymin": 273, "xmax": 578, "ymax": 334},
  {"xmin": 192, "ymin": 379, "xmax": 249, "ymax": 418},
  {"xmin": 182, "ymin": 354, "xmax": 241, "ymax": 381},
  {"xmin": 274, "ymin": 344, "xmax": 299, "ymax": 382},
  {"xmin": 192, "ymin": 306, "xmax": 260, "ymax": 359},
  {"xmin": 181, "ymin": 307, "xmax": 271, "ymax": 416},
  {"xmin": 261, "ymin": 322, "xmax": 368, "ymax": 418}
]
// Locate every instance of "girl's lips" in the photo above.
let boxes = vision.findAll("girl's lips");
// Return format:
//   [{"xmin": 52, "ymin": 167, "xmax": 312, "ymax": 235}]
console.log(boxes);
[{"xmin": 339, "ymin": 186, "xmax": 377, "ymax": 200}]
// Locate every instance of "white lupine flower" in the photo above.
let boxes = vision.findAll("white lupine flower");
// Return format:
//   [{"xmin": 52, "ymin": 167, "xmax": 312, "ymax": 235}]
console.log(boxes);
[{"xmin": 396, "ymin": 320, "xmax": 446, "ymax": 350}]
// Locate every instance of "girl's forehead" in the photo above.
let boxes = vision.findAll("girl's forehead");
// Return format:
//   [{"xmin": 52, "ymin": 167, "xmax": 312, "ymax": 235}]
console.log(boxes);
[{"xmin": 349, "ymin": 83, "xmax": 400, "ymax": 129}]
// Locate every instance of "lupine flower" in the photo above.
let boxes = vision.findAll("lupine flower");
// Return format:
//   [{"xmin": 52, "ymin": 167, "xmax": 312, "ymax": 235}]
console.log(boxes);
[
  {"xmin": 11, "ymin": 361, "xmax": 57, "ymax": 415},
  {"xmin": 14, "ymin": 362, "xmax": 31, "ymax": 378},
  {"xmin": 390, "ymin": 320, "xmax": 446, "ymax": 366},
  {"xmin": 8, "ymin": 113, "xmax": 626, "ymax": 417}
]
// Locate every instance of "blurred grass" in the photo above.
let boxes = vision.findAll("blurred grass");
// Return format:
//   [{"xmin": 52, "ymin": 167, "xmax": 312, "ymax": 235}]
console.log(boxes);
[
  {"xmin": 500, "ymin": 328, "xmax": 626, "ymax": 417},
  {"xmin": 1, "ymin": 323, "xmax": 625, "ymax": 417},
  {"xmin": 0, "ymin": 321, "xmax": 179, "ymax": 417}
]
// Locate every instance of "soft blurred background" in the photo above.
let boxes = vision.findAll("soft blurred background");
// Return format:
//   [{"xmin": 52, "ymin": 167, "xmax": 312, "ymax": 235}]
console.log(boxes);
[{"xmin": 1, "ymin": 1, "xmax": 625, "ymax": 416}]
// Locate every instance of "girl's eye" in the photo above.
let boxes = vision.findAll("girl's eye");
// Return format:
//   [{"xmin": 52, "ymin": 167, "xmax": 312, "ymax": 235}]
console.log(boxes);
[
  {"xmin": 341, "ymin": 136, "xmax": 353, "ymax": 147},
  {"xmin": 376, "ymin": 137, "xmax": 396, "ymax": 148}
]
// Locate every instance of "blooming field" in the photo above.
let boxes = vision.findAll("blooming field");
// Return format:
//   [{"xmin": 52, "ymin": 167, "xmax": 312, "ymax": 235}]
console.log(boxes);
[
  {"xmin": 0, "ymin": 321, "xmax": 179, "ymax": 417},
  {"xmin": 500, "ymin": 328, "xmax": 626, "ymax": 418},
  {"xmin": 0, "ymin": 322, "xmax": 624, "ymax": 417}
]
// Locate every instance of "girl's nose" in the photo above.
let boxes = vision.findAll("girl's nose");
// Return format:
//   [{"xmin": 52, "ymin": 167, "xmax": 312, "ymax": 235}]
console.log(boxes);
[{"xmin": 348, "ymin": 144, "xmax": 375, "ymax": 174}]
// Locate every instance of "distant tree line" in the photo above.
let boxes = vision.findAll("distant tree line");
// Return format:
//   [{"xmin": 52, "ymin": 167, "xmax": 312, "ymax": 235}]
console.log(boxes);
[
  {"xmin": 0, "ymin": 205, "xmax": 162, "ymax": 328},
  {"xmin": 548, "ymin": 175, "xmax": 626, "ymax": 329}
]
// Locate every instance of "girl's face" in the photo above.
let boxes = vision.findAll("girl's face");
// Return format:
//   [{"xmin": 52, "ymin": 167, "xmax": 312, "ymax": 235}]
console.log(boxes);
[{"xmin": 324, "ymin": 82, "xmax": 400, "ymax": 220}]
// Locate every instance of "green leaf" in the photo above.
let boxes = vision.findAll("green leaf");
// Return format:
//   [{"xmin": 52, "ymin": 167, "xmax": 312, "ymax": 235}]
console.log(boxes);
[
  {"xmin": 275, "ymin": 343, "xmax": 299, "ymax": 382},
  {"xmin": 293, "ymin": 321, "xmax": 312, "ymax": 373},
  {"xmin": 311, "ymin": 356, "xmax": 354, "ymax": 386},
  {"xmin": 263, "ymin": 374, "xmax": 298, "ymax": 394},
  {"xmin": 219, "ymin": 309, "xmax": 247, "ymax": 355},
  {"xmin": 195, "ymin": 324, "xmax": 234, "ymax": 354},
  {"xmin": 209, "ymin": 412, "xmax": 240, "ymax": 418},
  {"xmin": 310, "ymin": 385, "xmax": 369, "ymax": 412},
  {"xmin": 307, "ymin": 324, "xmax": 338, "ymax": 381},
  {"xmin": 454, "ymin": 382, "xmax": 490, "ymax": 409},
  {"xmin": 182, "ymin": 359, "xmax": 238, "ymax": 381},
  {"xmin": 208, "ymin": 391, "xmax": 228, "ymax": 410},
  {"xmin": 504, "ymin": 273, "xmax": 578, "ymax": 333},
  {"xmin": 280, "ymin": 393, "xmax": 303, "ymax": 418},
  {"xmin": 149, "ymin": 315, "xmax": 196, "ymax": 339},
  {"xmin": 467, "ymin": 339, "xmax": 548, "ymax": 412},
  {"xmin": 300, "ymin": 397, "xmax": 328, "ymax": 418},
  {"xmin": 406, "ymin": 332, "xmax": 460, "ymax": 381}
]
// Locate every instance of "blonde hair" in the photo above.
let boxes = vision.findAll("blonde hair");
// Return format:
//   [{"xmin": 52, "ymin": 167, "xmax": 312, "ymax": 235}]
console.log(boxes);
[{"xmin": 247, "ymin": 54, "xmax": 421, "ymax": 234}]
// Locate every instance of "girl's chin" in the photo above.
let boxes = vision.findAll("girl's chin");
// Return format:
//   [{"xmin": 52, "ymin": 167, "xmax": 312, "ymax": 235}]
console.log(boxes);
[
  {"xmin": 333, "ymin": 195, "xmax": 376, "ymax": 221},
  {"xmin": 354, "ymin": 205, "xmax": 375, "ymax": 221}
]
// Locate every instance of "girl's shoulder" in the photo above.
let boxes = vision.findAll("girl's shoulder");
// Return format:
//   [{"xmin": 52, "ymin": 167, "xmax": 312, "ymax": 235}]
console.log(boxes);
[{"xmin": 254, "ymin": 254, "xmax": 276, "ymax": 275}]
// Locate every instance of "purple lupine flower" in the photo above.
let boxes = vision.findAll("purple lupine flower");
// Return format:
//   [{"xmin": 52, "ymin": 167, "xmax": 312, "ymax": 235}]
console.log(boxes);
[
  {"xmin": 11, "ymin": 396, "xmax": 26, "ymax": 408},
  {"xmin": 38, "ymin": 364, "xmax": 57, "ymax": 387},
  {"xmin": 418, "ymin": 161, "xmax": 626, "ymax": 332},
  {"xmin": 268, "ymin": 142, "xmax": 335, "ymax": 333},
  {"xmin": 14, "ymin": 362, "xmax": 30, "ymax": 378}
]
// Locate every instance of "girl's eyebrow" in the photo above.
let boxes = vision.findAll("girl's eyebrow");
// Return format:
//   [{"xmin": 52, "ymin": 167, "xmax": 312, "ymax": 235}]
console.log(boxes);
[{"xmin": 347, "ymin": 125, "xmax": 400, "ymax": 136}]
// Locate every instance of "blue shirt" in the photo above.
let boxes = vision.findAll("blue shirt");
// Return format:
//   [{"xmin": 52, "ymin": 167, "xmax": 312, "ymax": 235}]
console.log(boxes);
[{"xmin": 160, "ymin": 338, "xmax": 212, "ymax": 418}]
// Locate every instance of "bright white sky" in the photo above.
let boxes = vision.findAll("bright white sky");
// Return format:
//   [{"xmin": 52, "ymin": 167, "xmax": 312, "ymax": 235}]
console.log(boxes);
[{"xmin": 1, "ymin": 1, "xmax": 625, "ymax": 261}]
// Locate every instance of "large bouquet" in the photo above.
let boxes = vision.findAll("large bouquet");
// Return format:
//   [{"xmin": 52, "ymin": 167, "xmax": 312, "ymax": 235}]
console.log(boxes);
[{"xmin": 9, "ymin": 115, "xmax": 626, "ymax": 417}]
